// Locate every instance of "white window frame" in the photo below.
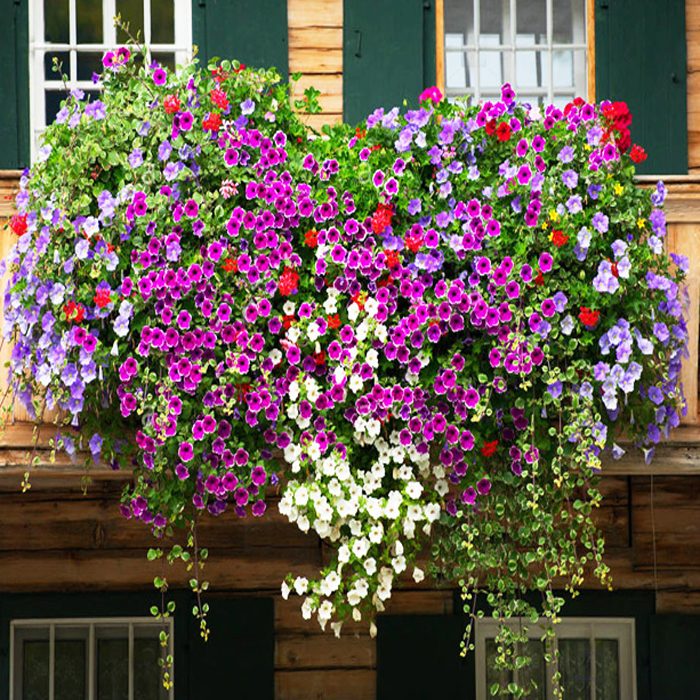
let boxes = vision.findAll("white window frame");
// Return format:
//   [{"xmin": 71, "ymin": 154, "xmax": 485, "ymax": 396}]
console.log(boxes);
[
  {"xmin": 28, "ymin": 0, "xmax": 193, "ymax": 161},
  {"xmin": 444, "ymin": 0, "xmax": 587, "ymax": 105},
  {"xmin": 9, "ymin": 616, "xmax": 174, "ymax": 700},
  {"xmin": 475, "ymin": 617, "xmax": 637, "ymax": 700}
]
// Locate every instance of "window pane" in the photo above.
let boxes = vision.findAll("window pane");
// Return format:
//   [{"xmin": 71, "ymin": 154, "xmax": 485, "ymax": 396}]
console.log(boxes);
[
  {"xmin": 151, "ymin": 52, "xmax": 176, "ymax": 73},
  {"xmin": 78, "ymin": 52, "xmax": 104, "ymax": 81},
  {"xmin": 98, "ymin": 638, "xmax": 129, "ymax": 700},
  {"xmin": 445, "ymin": 35, "xmax": 474, "ymax": 90},
  {"xmin": 485, "ymin": 638, "xmax": 514, "ymax": 695},
  {"xmin": 596, "ymin": 639, "xmax": 620, "ymax": 700},
  {"xmin": 560, "ymin": 639, "xmax": 591, "ymax": 700},
  {"xmin": 516, "ymin": 50, "xmax": 547, "ymax": 88},
  {"xmin": 479, "ymin": 34, "xmax": 503, "ymax": 89},
  {"xmin": 45, "ymin": 51, "xmax": 70, "ymax": 81},
  {"xmin": 480, "ymin": 0, "xmax": 504, "ymax": 46},
  {"xmin": 55, "ymin": 640, "xmax": 87, "ymax": 700},
  {"xmin": 23, "ymin": 640, "xmax": 50, "ymax": 700},
  {"xmin": 519, "ymin": 640, "xmax": 546, "ymax": 699},
  {"xmin": 76, "ymin": 0, "xmax": 103, "ymax": 43},
  {"xmin": 151, "ymin": 0, "xmax": 175, "ymax": 44},
  {"xmin": 117, "ymin": 0, "xmax": 145, "ymax": 43},
  {"xmin": 45, "ymin": 90, "xmax": 66, "ymax": 126},
  {"xmin": 517, "ymin": 0, "xmax": 546, "ymax": 45},
  {"xmin": 134, "ymin": 639, "xmax": 166, "ymax": 700},
  {"xmin": 445, "ymin": 0, "xmax": 473, "ymax": 45},
  {"xmin": 45, "ymin": 0, "xmax": 69, "ymax": 43},
  {"xmin": 553, "ymin": 0, "xmax": 586, "ymax": 44}
]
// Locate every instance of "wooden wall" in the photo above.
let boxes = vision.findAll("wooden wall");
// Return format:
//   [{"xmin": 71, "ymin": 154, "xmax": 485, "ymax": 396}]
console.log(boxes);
[
  {"xmin": 288, "ymin": 0, "xmax": 343, "ymax": 132},
  {"xmin": 688, "ymin": 0, "xmax": 700, "ymax": 171},
  {"xmin": 3, "ymin": 442, "xmax": 700, "ymax": 700}
]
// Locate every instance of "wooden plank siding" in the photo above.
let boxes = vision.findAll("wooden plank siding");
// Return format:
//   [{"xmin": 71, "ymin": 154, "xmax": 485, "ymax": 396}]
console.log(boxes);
[
  {"xmin": 689, "ymin": 0, "xmax": 700, "ymax": 171},
  {"xmin": 288, "ymin": 0, "xmax": 343, "ymax": 130}
]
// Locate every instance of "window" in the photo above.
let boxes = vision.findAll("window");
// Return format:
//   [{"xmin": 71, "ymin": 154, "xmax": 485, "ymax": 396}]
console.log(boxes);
[
  {"xmin": 27, "ymin": 0, "xmax": 193, "ymax": 161},
  {"xmin": 10, "ymin": 617, "xmax": 173, "ymax": 700},
  {"xmin": 443, "ymin": 0, "xmax": 587, "ymax": 107},
  {"xmin": 475, "ymin": 617, "xmax": 636, "ymax": 700}
]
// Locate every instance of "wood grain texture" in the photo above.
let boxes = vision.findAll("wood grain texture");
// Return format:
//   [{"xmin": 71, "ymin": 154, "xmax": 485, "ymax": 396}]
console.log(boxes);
[
  {"xmin": 276, "ymin": 669, "xmax": 375, "ymax": 700},
  {"xmin": 287, "ymin": 0, "xmax": 343, "ymax": 29},
  {"xmin": 587, "ymin": 0, "xmax": 595, "ymax": 102},
  {"xmin": 288, "ymin": 0, "xmax": 343, "ymax": 127},
  {"xmin": 666, "ymin": 222, "xmax": 699, "ymax": 422}
]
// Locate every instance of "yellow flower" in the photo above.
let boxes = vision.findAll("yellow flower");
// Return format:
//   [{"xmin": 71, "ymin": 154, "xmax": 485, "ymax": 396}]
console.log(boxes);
[
  {"xmin": 549, "ymin": 209, "xmax": 559, "ymax": 222},
  {"xmin": 637, "ymin": 218, "xmax": 646, "ymax": 229},
  {"xmin": 614, "ymin": 183, "xmax": 624, "ymax": 196}
]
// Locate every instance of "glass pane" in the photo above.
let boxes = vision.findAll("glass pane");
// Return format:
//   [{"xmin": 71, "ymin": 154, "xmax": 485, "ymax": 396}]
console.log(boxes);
[
  {"xmin": 517, "ymin": 0, "xmax": 546, "ymax": 45},
  {"xmin": 552, "ymin": 94, "xmax": 575, "ymax": 108},
  {"xmin": 98, "ymin": 638, "xmax": 128, "ymax": 700},
  {"xmin": 78, "ymin": 53, "xmax": 104, "ymax": 81},
  {"xmin": 45, "ymin": 90, "xmax": 66, "ymax": 126},
  {"xmin": 480, "ymin": 34, "xmax": 503, "ymax": 89},
  {"xmin": 445, "ymin": 38, "xmax": 474, "ymax": 90},
  {"xmin": 45, "ymin": 0, "xmax": 69, "ymax": 43},
  {"xmin": 117, "ymin": 0, "xmax": 145, "ymax": 43},
  {"xmin": 134, "ymin": 639, "xmax": 165, "ymax": 700},
  {"xmin": 560, "ymin": 639, "xmax": 591, "ymax": 700},
  {"xmin": 76, "ymin": 0, "xmax": 103, "ymax": 43},
  {"xmin": 596, "ymin": 639, "xmax": 620, "ymax": 700},
  {"xmin": 23, "ymin": 640, "xmax": 49, "ymax": 700},
  {"xmin": 55, "ymin": 640, "xmax": 87, "ymax": 700},
  {"xmin": 517, "ymin": 50, "xmax": 547, "ymax": 88},
  {"xmin": 151, "ymin": 52, "xmax": 176, "ymax": 73},
  {"xmin": 45, "ymin": 51, "xmax": 70, "ymax": 81},
  {"xmin": 445, "ymin": 0, "xmax": 474, "ymax": 45},
  {"xmin": 553, "ymin": 0, "xmax": 586, "ymax": 44},
  {"xmin": 553, "ymin": 49, "xmax": 574, "ymax": 88},
  {"xmin": 480, "ymin": 0, "xmax": 505, "ymax": 46},
  {"xmin": 520, "ymin": 94, "xmax": 546, "ymax": 107},
  {"xmin": 151, "ymin": 0, "xmax": 175, "ymax": 44},
  {"xmin": 519, "ymin": 640, "xmax": 546, "ymax": 699},
  {"xmin": 485, "ymin": 638, "xmax": 513, "ymax": 696}
]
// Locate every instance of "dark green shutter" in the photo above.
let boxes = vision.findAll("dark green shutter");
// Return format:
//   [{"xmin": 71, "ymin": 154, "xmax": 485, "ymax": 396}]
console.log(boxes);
[
  {"xmin": 0, "ymin": 592, "xmax": 274, "ymax": 700},
  {"xmin": 650, "ymin": 615, "xmax": 700, "ymax": 700},
  {"xmin": 188, "ymin": 597, "xmax": 274, "ymax": 700},
  {"xmin": 376, "ymin": 615, "xmax": 471, "ymax": 699},
  {"xmin": 0, "ymin": 0, "xmax": 29, "ymax": 169},
  {"xmin": 343, "ymin": 0, "xmax": 436, "ymax": 126},
  {"xmin": 595, "ymin": 0, "xmax": 687, "ymax": 174},
  {"xmin": 191, "ymin": 0, "xmax": 288, "ymax": 80}
]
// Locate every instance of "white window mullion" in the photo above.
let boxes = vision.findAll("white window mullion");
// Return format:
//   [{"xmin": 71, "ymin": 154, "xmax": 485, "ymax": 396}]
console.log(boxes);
[
  {"xmin": 473, "ymin": 0, "xmax": 480, "ymax": 101},
  {"xmin": 546, "ymin": 0, "xmax": 553, "ymax": 103},
  {"xmin": 507, "ymin": 0, "xmax": 515, "ymax": 86},
  {"xmin": 88, "ymin": 624, "xmax": 95, "ymax": 700},
  {"xmin": 49, "ymin": 624, "xmax": 56, "ymax": 700},
  {"xmin": 174, "ymin": 0, "xmax": 194, "ymax": 69},
  {"xmin": 128, "ymin": 622, "xmax": 135, "ymax": 700},
  {"xmin": 144, "ymin": 0, "xmax": 152, "ymax": 61},
  {"xmin": 103, "ymin": 0, "xmax": 117, "ymax": 47},
  {"xmin": 590, "ymin": 626, "xmax": 597, "ymax": 700},
  {"xmin": 69, "ymin": 0, "xmax": 77, "ymax": 90}
]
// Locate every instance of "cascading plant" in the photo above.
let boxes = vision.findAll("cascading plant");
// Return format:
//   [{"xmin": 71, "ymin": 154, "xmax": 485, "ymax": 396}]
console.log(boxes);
[{"xmin": 3, "ymin": 43, "xmax": 688, "ymax": 695}]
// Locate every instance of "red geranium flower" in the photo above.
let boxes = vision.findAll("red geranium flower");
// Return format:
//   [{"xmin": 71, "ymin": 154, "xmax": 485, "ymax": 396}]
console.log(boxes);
[
  {"xmin": 9, "ymin": 213, "xmax": 27, "ymax": 236},
  {"xmin": 210, "ymin": 88, "xmax": 229, "ymax": 110},
  {"xmin": 163, "ymin": 94, "xmax": 180, "ymax": 114},
  {"xmin": 552, "ymin": 230, "xmax": 569, "ymax": 247},
  {"xmin": 63, "ymin": 301, "xmax": 85, "ymax": 324},
  {"xmin": 304, "ymin": 229, "xmax": 318, "ymax": 247},
  {"xmin": 279, "ymin": 267, "xmax": 299, "ymax": 296},
  {"xmin": 94, "ymin": 288, "xmax": 112, "ymax": 309},
  {"xmin": 327, "ymin": 314, "xmax": 341, "ymax": 329},
  {"xmin": 202, "ymin": 112, "xmax": 222, "ymax": 131},
  {"xmin": 630, "ymin": 144, "xmax": 647, "ymax": 163},
  {"xmin": 481, "ymin": 440, "xmax": 498, "ymax": 457},
  {"xmin": 579, "ymin": 307, "xmax": 600, "ymax": 327},
  {"xmin": 221, "ymin": 257, "xmax": 238, "ymax": 273}
]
